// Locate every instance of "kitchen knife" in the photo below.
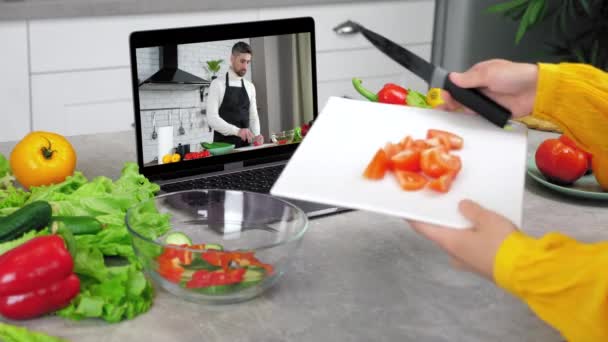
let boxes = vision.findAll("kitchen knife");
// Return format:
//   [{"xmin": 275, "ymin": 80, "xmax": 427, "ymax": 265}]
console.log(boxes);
[{"xmin": 333, "ymin": 20, "xmax": 511, "ymax": 128}]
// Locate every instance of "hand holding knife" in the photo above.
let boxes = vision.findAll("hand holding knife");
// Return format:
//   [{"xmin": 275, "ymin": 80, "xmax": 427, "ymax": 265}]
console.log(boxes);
[{"xmin": 333, "ymin": 20, "xmax": 512, "ymax": 129}]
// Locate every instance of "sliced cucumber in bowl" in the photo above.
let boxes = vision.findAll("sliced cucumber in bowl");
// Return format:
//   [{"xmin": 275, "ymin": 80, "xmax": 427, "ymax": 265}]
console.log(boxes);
[{"xmin": 164, "ymin": 232, "xmax": 192, "ymax": 246}]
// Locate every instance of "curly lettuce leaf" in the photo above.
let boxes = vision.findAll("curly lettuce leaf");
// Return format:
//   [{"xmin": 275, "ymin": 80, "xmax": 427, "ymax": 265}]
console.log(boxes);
[
  {"xmin": 0, "ymin": 154, "xmax": 15, "ymax": 189},
  {"xmin": 0, "ymin": 154, "xmax": 29, "ymax": 208},
  {"xmin": 51, "ymin": 162, "xmax": 163, "ymax": 322},
  {"xmin": 0, "ymin": 186, "xmax": 30, "ymax": 212},
  {"xmin": 57, "ymin": 263, "xmax": 154, "ymax": 323},
  {"xmin": 0, "ymin": 162, "xmax": 165, "ymax": 323},
  {"xmin": 0, "ymin": 323, "xmax": 67, "ymax": 342}
]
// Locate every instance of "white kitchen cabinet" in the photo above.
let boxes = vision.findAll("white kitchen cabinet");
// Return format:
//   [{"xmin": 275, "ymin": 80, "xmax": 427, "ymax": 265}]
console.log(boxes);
[
  {"xmin": 259, "ymin": 1, "xmax": 435, "ymax": 51},
  {"xmin": 0, "ymin": 21, "xmax": 30, "ymax": 142},
  {"xmin": 316, "ymin": 44, "xmax": 431, "ymax": 83},
  {"xmin": 30, "ymin": 68, "xmax": 133, "ymax": 136},
  {"xmin": 29, "ymin": 10, "xmax": 259, "ymax": 73}
]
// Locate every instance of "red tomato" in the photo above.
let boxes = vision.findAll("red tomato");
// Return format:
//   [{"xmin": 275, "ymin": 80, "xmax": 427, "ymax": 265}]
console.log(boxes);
[
  {"xmin": 428, "ymin": 171, "xmax": 457, "ymax": 193},
  {"xmin": 535, "ymin": 138, "xmax": 588, "ymax": 185},
  {"xmin": 363, "ymin": 148, "xmax": 390, "ymax": 180},
  {"xmin": 420, "ymin": 147, "xmax": 461, "ymax": 178},
  {"xmin": 398, "ymin": 135, "xmax": 413, "ymax": 150},
  {"xmin": 383, "ymin": 142, "xmax": 401, "ymax": 159},
  {"xmin": 427, "ymin": 129, "xmax": 464, "ymax": 150},
  {"xmin": 383, "ymin": 142, "xmax": 402, "ymax": 170},
  {"xmin": 391, "ymin": 149, "xmax": 421, "ymax": 172},
  {"xmin": 425, "ymin": 136, "xmax": 451, "ymax": 151},
  {"xmin": 363, "ymin": 128, "xmax": 465, "ymax": 194},
  {"xmin": 558, "ymin": 135, "xmax": 590, "ymax": 156},
  {"xmin": 395, "ymin": 171, "xmax": 427, "ymax": 191},
  {"xmin": 438, "ymin": 153, "xmax": 462, "ymax": 174},
  {"xmin": 559, "ymin": 134, "xmax": 593, "ymax": 170},
  {"xmin": 412, "ymin": 139, "xmax": 429, "ymax": 151}
]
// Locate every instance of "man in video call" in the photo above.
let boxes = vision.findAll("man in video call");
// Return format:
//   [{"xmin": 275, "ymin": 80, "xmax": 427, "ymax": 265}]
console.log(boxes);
[{"xmin": 206, "ymin": 41, "xmax": 264, "ymax": 148}]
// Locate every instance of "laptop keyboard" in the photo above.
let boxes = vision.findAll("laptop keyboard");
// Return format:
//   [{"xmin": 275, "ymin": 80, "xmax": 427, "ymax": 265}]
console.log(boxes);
[{"xmin": 160, "ymin": 164, "xmax": 285, "ymax": 194}]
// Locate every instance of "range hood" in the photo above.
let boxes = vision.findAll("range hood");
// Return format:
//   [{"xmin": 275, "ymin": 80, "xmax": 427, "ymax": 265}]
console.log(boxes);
[{"xmin": 139, "ymin": 45, "xmax": 210, "ymax": 91}]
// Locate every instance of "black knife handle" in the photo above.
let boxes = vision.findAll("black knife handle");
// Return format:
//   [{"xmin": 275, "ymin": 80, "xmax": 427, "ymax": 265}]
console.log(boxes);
[{"xmin": 443, "ymin": 77, "xmax": 511, "ymax": 128}]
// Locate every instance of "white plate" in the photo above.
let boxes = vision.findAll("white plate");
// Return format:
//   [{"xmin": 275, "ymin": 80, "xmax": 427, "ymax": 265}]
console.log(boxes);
[{"xmin": 271, "ymin": 97, "xmax": 528, "ymax": 229}]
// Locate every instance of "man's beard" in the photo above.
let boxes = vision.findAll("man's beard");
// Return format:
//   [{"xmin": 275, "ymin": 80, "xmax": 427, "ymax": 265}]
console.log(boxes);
[{"xmin": 235, "ymin": 69, "xmax": 246, "ymax": 77}]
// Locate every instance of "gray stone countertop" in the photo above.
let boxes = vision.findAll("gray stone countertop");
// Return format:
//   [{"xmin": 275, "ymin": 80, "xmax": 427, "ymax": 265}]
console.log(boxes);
[
  {"xmin": 1, "ymin": 129, "xmax": 607, "ymax": 341},
  {"xmin": 0, "ymin": 0, "xmax": 402, "ymax": 21}
]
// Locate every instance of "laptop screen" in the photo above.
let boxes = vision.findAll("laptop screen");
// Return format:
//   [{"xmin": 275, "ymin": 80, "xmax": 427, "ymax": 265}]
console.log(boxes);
[{"xmin": 129, "ymin": 17, "xmax": 317, "ymax": 180}]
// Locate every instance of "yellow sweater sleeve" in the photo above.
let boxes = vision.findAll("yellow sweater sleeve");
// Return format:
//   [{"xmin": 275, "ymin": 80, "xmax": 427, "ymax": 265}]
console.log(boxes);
[
  {"xmin": 494, "ymin": 231, "xmax": 608, "ymax": 341},
  {"xmin": 533, "ymin": 63, "xmax": 608, "ymax": 157}
]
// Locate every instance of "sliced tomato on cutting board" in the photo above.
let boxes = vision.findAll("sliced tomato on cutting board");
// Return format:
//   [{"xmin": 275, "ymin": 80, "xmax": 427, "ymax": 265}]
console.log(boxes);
[
  {"xmin": 391, "ymin": 149, "xmax": 421, "ymax": 172},
  {"xmin": 428, "ymin": 171, "xmax": 457, "ymax": 193},
  {"xmin": 427, "ymin": 129, "xmax": 463, "ymax": 150},
  {"xmin": 420, "ymin": 147, "xmax": 461, "ymax": 178},
  {"xmin": 395, "ymin": 171, "xmax": 428, "ymax": 191},
  {"xmin": 398, "ymin": 135, "xmax": 414, "ymax": 150},
  {"xmin": 364, "ymin": 128, "xmax": 464, "ymax": 194},
  {"xmin": 363, "ymin": 148, "xmax": 390, "ymax": 180}
]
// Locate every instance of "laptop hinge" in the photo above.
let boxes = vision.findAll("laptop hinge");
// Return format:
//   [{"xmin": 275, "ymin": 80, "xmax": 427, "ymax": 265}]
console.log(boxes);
[{"xmin": 224, "ymin": 161, "xmax": 244, "ymax": 171}]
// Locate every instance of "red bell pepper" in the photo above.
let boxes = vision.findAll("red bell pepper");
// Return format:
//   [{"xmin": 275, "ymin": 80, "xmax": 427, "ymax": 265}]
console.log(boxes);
[
  {"xmin": 0, "ymin": 235, "xmax": 80, "ymax": 320},
  {"xmin": 352, "ymin": 78, "xmax": 408, "ymax": 105},
  {"xmin": 0, "ymin": 274, "xmax": 80, "ymax": 320}
]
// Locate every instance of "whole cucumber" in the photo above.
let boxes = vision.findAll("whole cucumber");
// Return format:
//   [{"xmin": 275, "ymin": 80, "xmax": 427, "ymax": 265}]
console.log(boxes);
[
  {"xmin": 50, "ymin": 216, "xmax": 104, "ymax": 235},
  {"xmin": 0, "ymin": 201, "xmax": 53, "ymax": 243}
]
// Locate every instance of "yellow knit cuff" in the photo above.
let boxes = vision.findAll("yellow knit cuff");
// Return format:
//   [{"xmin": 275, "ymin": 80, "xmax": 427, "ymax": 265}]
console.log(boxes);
[
  {"xmin": 493, "ymin": 231, "xmax": 537, "ymax": 296},
  {"xmin": 532, "ymin": 63, "xmax": 561, "ymax": 121}
]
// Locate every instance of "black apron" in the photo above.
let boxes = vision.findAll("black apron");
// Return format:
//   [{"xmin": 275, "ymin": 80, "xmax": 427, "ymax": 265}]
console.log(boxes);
[{"xmin": 213, "ymin": 72, "xmax": 250, "ymax": 148}]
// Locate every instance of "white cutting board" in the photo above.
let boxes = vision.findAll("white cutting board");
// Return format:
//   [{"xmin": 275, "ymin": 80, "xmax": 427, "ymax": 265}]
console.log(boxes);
[{"xmin": 271, "ymin": 97, "xmax": 528, "ymax": 229}]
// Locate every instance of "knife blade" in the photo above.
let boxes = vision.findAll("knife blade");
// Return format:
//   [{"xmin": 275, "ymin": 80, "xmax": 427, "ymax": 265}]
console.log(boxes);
[{"xmin": 336, "ymin": 21, "xmax": 511, "ymax": 128}]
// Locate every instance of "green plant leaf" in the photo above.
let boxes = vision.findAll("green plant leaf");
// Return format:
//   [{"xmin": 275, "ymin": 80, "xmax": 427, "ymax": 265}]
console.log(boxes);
[
  {"xmin": 591, "ymin": 39, "xmax": 599, "ymax": 66},
  {"xmin": 505, "ymin": 4, "xmax": 528, "ymax": 20},
  {"xmin": 539, "ymin": 0, "xmax": 549, "ymax": 21},
  {"xmin": 579, "ymin": 0, "xmax": 591, "ymax": 16},
  {"xmin": 204, "ymin": 59, "xmax": 223, "ymax": 74},
  {"xmin": 486, "ymin": 0, "xmax": 529, "ymax": 14},
  {"xmin": 560, "ymin": 4, "xmax": 568, "ymax": 37},
  {"xmin": 567, "ymin": 0, "xmax": 581, "ymax": 20},
  {"xmin": 528, "ymin": 0, "xmax": 545, "ymax": 25},
  {"xmin": 574, "ymin": 47, "xmax": 586, "ymax": 63},
  {"xmin": 551, "ymin": 11, "xmax": 563, "ymax": 39},
  {"xmin": 515, "ymin": 0, "xmax": 540, "ymax": 44}
]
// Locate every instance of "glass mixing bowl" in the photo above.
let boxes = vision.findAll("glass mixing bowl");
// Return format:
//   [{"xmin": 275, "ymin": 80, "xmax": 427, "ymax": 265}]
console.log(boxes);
[
  {"xmin": 270, "ymin": 130, "xmax": 295, "ymax": 145},
  {"xmin": 126, "ymin": 189, "xmax": 308, "ymax": 304}
]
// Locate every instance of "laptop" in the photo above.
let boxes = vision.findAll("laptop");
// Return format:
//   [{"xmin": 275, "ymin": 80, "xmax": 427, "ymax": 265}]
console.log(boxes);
[{"xmin": 129, "ymin": 17, "xmax": 344, "ymax": 218}]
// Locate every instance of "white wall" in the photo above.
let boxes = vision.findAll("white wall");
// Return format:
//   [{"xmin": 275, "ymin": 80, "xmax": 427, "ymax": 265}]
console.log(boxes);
[{"xmin": 0, "ymin": 21, "xmax": 30, "ymax": 142}]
